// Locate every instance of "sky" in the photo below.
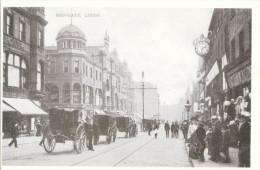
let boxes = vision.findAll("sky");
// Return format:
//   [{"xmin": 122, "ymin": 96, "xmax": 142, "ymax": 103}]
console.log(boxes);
[{"xmin": 45, "ymin": 8, "xmax": 214, "ymax": 105}]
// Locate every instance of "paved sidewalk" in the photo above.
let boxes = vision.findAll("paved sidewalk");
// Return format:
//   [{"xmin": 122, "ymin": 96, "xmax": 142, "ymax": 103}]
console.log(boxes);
[
  {"xmin": 185, "ymin": 143, "xmax": 239, "ymax": 167},
  {"xmin": 2, "ymin": 136, "xmax": 42, "ymax": 147}
]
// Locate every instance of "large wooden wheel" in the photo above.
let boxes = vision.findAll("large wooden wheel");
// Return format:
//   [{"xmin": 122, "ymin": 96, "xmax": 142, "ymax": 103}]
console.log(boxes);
[
  {"xmin": 43, "ymin": 137, "xmax": 56, "ymax": 153},
  {"xmin": 75, "ymin": 124, "xmax": 86, "ymax": 154}
]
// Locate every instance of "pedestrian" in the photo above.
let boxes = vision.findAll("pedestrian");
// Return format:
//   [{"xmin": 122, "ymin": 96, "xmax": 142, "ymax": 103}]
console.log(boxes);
[
  {"xmin": 8, "ymin": 121, "xmax": 19, "ymax": 148},
  {"xmin": 188, "ymin": 117, "xmax": 198, "ymax": 140},
  {"xmin": 221, "ymin": 123, "xmax": 231, "ymax": 163},
  {"xmin": 206, "ymin": 125, "xmax": 213, "ymax": 155},
  {"xmin": 229, "ymin": 120, "xmax": 239, "ymax": 147},
  {"xmin": 84, "ymin": 116, "xmax": 94, "ymax": 151},
  {"xmin": 238, "ymin": 113, "xmax": 250, "ymax": 167},
  {"xmin": 93, "ymin": 121, "xmax": 100, "ymax": 145},
  {"xmin": 164, "ymin": 121, "xmax": 170, "ymax": 138},
  {"xmin": 196, "ymin": 121, "xmax": 206, "ymax": 162},
  {"xmin": 209, "ymin": 116, "xmax": 222, "ymax": 162},
  {"xmin": 154, "ymin": 124, "xmax": 159, "ymax": 139},
  {"xmin": 175, "ymin": 121, "xmax": 179, "ymax": 139},
  {"xmin": 171, "ymin": 122, "xmax": 175, "ymax": 138},
  {"xmin": 181, "ymin": 121, "xmax": 189, "ymax": 142},
  {"xmin": 147, "ymin": 121, "xmax": 152, "ymax": 136},
  {"xmin": 39, "ymin": 120, "xmax": 49, "ymax": 146}
]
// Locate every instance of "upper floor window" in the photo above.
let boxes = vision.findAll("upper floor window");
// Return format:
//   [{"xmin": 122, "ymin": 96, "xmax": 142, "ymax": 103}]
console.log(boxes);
[
  {"xmin": 19, "ymin": 22, "xmax": 25, "ymax": 41},
  {"xmin": 62, "ymin": 41, "xmax": 65, "ymax": 48},
  {"xmin": 70, "ymin": 41, "xmax": 73, "ymax": 48},
  {"xmin": 100, "ymin": 72, "xmax": 102, "ymax": 81},
  {"xmin": 74, "ymin": 61, "xmax": 79, "ymax": 73},
  {"xmin": 90, "ymin": 68, "xmax": 93, "ymax": 78},
  {"xmin": 86, "ymin": 65, "xmax": 88, "ymax": 77},
  {"xmin": 38, "ymin": 30, "xmax": 44, "ymax": 47},
  {"xmin": 83, "ymin": 63, "xmax": 85, "ymax": 75},
  {"xmin": 239, "ymin": 30, "xmax": 244, "ymax": 56},
  {"xmin": 65, "ymin": 41, "xmax": 68, "ymax": 48},
  {"xmin": 96, "ymin": 70, "xmax": 98, "ymax": 80},
  {"xmin": 37, "ymin": 62, "xmax": 44, "ymax": 91},
  {"xmin": 5, "ymin": 52, "xmax": 28, "ymax": 89},
  {"xmin": 75, "ymin": 42, "xmax": 78, "ymax": 49},
  {"xmin": 64, "ymin": 60, "xmax": 68, "ymax": 73},
  {"xmin": 6, "ymin": 14, "xmax": 13, "ymax": 36}
]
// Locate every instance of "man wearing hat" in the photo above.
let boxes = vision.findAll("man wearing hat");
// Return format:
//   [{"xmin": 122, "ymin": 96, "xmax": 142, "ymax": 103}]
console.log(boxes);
[
  {"xmin": 238, "ymin": 113, "xmax": 250, "ymax": 167},
  {"xmin": 196, "ymin": 121, "xmax": 206, "ymax": 162},
  {"xmin": 84, "ymin": 116, "xmax": 94, "ymax": 151},
  {"xmin": 210, "ymin": 116, "xmax": 222, "ymax": 162}
]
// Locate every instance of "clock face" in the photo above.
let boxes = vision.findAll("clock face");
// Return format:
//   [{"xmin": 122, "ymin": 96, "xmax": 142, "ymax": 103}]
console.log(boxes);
[{"xmin": 195, "ymin": 41, "xmax": 210, "ymax": 56}]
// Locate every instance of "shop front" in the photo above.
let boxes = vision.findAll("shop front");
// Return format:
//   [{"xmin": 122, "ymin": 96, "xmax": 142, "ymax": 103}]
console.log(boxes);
[{"xmin": 2, "ymin": 97, "xmax": 48, "ymax": 138}]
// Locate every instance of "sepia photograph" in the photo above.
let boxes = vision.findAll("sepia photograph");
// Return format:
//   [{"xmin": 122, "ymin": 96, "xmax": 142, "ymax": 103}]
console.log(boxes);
[{"xmin": 1, "ymin": 0, "xmax": 259, "ymax": 168}]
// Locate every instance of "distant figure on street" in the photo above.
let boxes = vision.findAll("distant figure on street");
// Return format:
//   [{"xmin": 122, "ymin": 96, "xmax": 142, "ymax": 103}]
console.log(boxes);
[
  {"xmin": 154, "ymin": 124, "xmax": 159, "ymax": 139},
  {"xmin": 164, "ymin": 121, "xmax": 170, "ymax": 138},
  {"xmin": 93, "ymin": 121, "xmax": 100, "ymax": 145},
  {"xmin": 175, "ymin": 121, "xmax": 179, "ymax": 138},
  {"xmin": 238, "ymin": 113, "xmax": 250, "ymax": 167},
  {"xmin": 181, "ymin": 121, "xmax": 189, "ymax": 142},
  {"xmin": 187, "ymin": 117, "xmax": 198, "ymax": 139},
  {"xmin": 171, "ymin": 122, "xmax": 175, "ymax": 138},
  {"xmin": 147, "ymin": 122, "xmax": 152, "ymax": 136},
  {"xmin": 221, "ymin": 123, "xmax": 231, "ymax": 163},
  {"xmin": 8, "ymin": 121, "xmax": 19, "ymax": 148},
  {"xmin": 84, "ymin": 116, "xmax": 94, "ymax": 151}
]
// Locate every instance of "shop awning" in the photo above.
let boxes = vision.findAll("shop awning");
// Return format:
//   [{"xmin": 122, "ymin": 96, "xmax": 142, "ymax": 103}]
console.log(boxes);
[
  {"xmin": 3, "ymin": 98, "xmax": 48, "ymax": 115},
  {"xmin": 95, "ymin": 109, "xmax": 107, "ymax": 115},
  {"xmin": 206, "ymin": 61, "xmax": 219, "ymax": 86},
  {"xmin": 3, "ymin": 102, "xmax": 17, "ymax": 112}
]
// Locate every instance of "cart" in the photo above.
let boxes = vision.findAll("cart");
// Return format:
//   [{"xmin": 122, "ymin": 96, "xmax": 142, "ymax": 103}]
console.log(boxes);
[
  {"xmin": 42, "ymin": 108, "xmax": 88, "ymax": 154},
  {"xmin": 93, "ymin": 114, "xmax": 117, "ymax": 144}
]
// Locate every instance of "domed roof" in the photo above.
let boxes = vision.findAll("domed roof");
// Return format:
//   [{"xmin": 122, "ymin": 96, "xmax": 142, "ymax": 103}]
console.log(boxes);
[{"xmin": 56, "ymin": 24, "xmax": 86, "ymax": 41}]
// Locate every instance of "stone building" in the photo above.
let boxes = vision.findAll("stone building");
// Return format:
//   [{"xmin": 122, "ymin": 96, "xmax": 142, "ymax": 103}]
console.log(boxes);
[
  {"xmin": 43, "ymin": 24, "xmax": 133, "ymax": 116},
  {"xmin": 2, "ymin": 7, "xmax": 48, "ymax": 137},
  {"xmin": 196, "ymin": 9, "xmax": 251, "ymax": 120}
]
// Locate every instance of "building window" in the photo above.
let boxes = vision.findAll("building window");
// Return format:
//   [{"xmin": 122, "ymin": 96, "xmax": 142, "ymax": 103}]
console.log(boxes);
[
  {"xmin": 86, "ymin": 65, "xmax": 88, "ymax": 77},
  {"xmin": 38, "ymin": 30, "xmax": 44, "ymax": 47},
  {"xmin": 87, "ymin": 86, "xmax": 93, "ymax": 104},
  {"xmin": 62, "ymin": 83, "xmax": 70, "ymax": 103},
  {"xmin": 70, "ymin": 41, "xmax": 73, "ymax": 48},
  {"xmin": 37, "ymin": 62, "xmax": 43, "ymax": 91},
  {"xmin": 83, "ymin": 63, "xmax": 85, "ymax": 75},
  {"xmin": 96, "ymin": 70, "xmax": 98, "ymax": 80},
  {"xmin": 3, "ymin": 53, "xmax": 7, "ymax": 86},
  {"xmin": 74, "ymin": 61, "xmax": 79, "ymax": 73},
  {"xmin": 106, "ymin": 79, "xmax": 110, "ymax": 91},
  {"xmin": 19, "ymin": 22, "xmax": 25, "ymax": 41},
  {"xmin": 100, "ymin": 72, "xmax": 102, "ymax": 81},
  {"xmin": 62, "ymin": 41, "xmax": 65, "ymax": 48},
  {"xmin": 73, "ymin": 83, "xmax": 81, "ymax": 104},
  {"xmin": 64, "ymin": 60, "xmax": 68, "ymax": 73},
  {"xmin": 45, "ymin": 83, "xmax": 59, "ymax": 103},
  {"xmin": 90, "ymin": 68, "xmax": 93, "ymax": 78},
  {"xmin": 75, "ymin": 42, "xmax": 78, "ymax": 49},
  {"xmin": 231, "ymin": 38, "xmax": 236, "ymax": 61},
  {"xmin": 6, "ymin": 53, "xmax": 28, "ymax": 89},
  {"xmin": 83, "ymin": 85, "xmax": 86, "ymax": 104},
  {"xmin": 65, "ymin": 41, "xmax": 68, "ymax": 48},
  {"xmin": 239, "ymin": 30, "xmax": 244, "ymax": 56},
  {"xmin": 6, "ymin": 14, "xmax": 13, "ymax": 36}
]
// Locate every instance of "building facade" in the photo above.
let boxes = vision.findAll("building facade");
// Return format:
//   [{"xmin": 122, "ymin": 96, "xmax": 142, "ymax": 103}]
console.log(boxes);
[
  {"xmin": 2, "ymin": 7, "xmax": 48, "ymax": 137},
  {"xmin": 196, "ymin": 9, "xmax": 251, "ymax": 121},
  {"xmin": 43, "ymin": 24, "xmax": 133, "ymax": 116}
]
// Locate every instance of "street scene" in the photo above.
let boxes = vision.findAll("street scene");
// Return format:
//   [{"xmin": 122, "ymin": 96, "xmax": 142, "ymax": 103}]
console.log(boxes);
[{"xmin": 2, "ymin": 7, "xmax": 251, "ymax": 167}]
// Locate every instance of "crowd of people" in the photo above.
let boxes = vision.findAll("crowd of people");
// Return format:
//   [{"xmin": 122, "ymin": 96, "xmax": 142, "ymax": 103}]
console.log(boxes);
[{"xmin": 180, "ymin": 112, "xmax": 250, "ymax": 167}]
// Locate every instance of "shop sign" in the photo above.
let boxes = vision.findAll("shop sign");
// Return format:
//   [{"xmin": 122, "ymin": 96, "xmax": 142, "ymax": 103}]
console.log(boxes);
[{"xmin": 227, "ymin": 65, "xmax": 251, "ymax": 88}]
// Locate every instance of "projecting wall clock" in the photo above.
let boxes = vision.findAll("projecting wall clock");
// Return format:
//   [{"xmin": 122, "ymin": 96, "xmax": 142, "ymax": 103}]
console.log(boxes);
[{"xmin": 193, "ymin": 34, "xmax": 210, "ymax": 57}]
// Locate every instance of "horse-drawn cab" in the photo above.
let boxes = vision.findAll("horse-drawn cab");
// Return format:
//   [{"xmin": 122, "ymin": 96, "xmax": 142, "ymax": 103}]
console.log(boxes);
[
  {"xmin": 93, "ymin": 114, "xmax": 117, "ymax": 144},
  {"xmin": 42, "ymin": 108, "xmax": 88, "ymax": 154}
]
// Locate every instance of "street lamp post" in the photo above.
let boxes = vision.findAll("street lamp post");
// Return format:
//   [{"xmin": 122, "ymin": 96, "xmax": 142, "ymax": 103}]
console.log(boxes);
[
  {"xmin": 157, "ymin": 94, "xmax": 160, "ymax": 123},
  {"xmin": 185, "ymin": 100, "xmax": 191, "ymax": 122},
  {"xmin": 141, "ymin": 72, "xmax": 145, "ymax": 129}
]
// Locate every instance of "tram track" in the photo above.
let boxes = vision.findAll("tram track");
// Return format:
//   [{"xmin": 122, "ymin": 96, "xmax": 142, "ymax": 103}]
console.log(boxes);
[{"xmin": 72, "ymin": 134, "xmax": 149, "ymax": 166}]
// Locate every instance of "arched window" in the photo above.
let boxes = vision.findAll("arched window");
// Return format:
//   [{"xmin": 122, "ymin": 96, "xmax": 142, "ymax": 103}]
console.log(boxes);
[
  {"xmin": 73, "ymin": 83, "xmax": 81, "ymax": 104},
  {"xmin": 62, "ymin": 83, "xmax": 70, "ymax": 103},
  {"xmin": 87, "ymin": 86, "xmax": 93, "ymax": 104},
  {"xmin": 45, "ymin": 83, "xmax": 59, "ymax": 103},
  {"xmin": 6, "ymin": 53, "xmax": 28, "ymax": 89},
  {"xmin": 37, "ymin": 62, "xmax": 44, "ymax": 91}
]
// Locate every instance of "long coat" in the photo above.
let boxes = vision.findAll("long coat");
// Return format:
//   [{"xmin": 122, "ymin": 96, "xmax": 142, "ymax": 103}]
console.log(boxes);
[{"xmin": 239, "ymin": 122, "xmax": 250, "ymax": 147}]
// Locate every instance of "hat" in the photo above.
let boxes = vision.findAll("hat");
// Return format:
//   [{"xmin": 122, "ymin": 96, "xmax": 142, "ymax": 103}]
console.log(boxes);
[
  {"xmin": 229, "ymin": 120, "xmax": 235, "ymax": 126},
  {"xmin": 211, "ymin": 116, "xmax": 217, "ymax": 120}
]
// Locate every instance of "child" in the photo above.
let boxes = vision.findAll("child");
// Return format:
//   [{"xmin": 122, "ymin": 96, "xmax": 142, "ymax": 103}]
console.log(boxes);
[
  {"xmin": 154, "ymin": 124, "xmax": 159, "ymax": 139},
  {"xmin": 206, "ymin": 126, "xmax": 213, "ymax": 155},
  {"xmin": 221, "ymin": 124, "xmax": 231, "ymax": 163}
]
